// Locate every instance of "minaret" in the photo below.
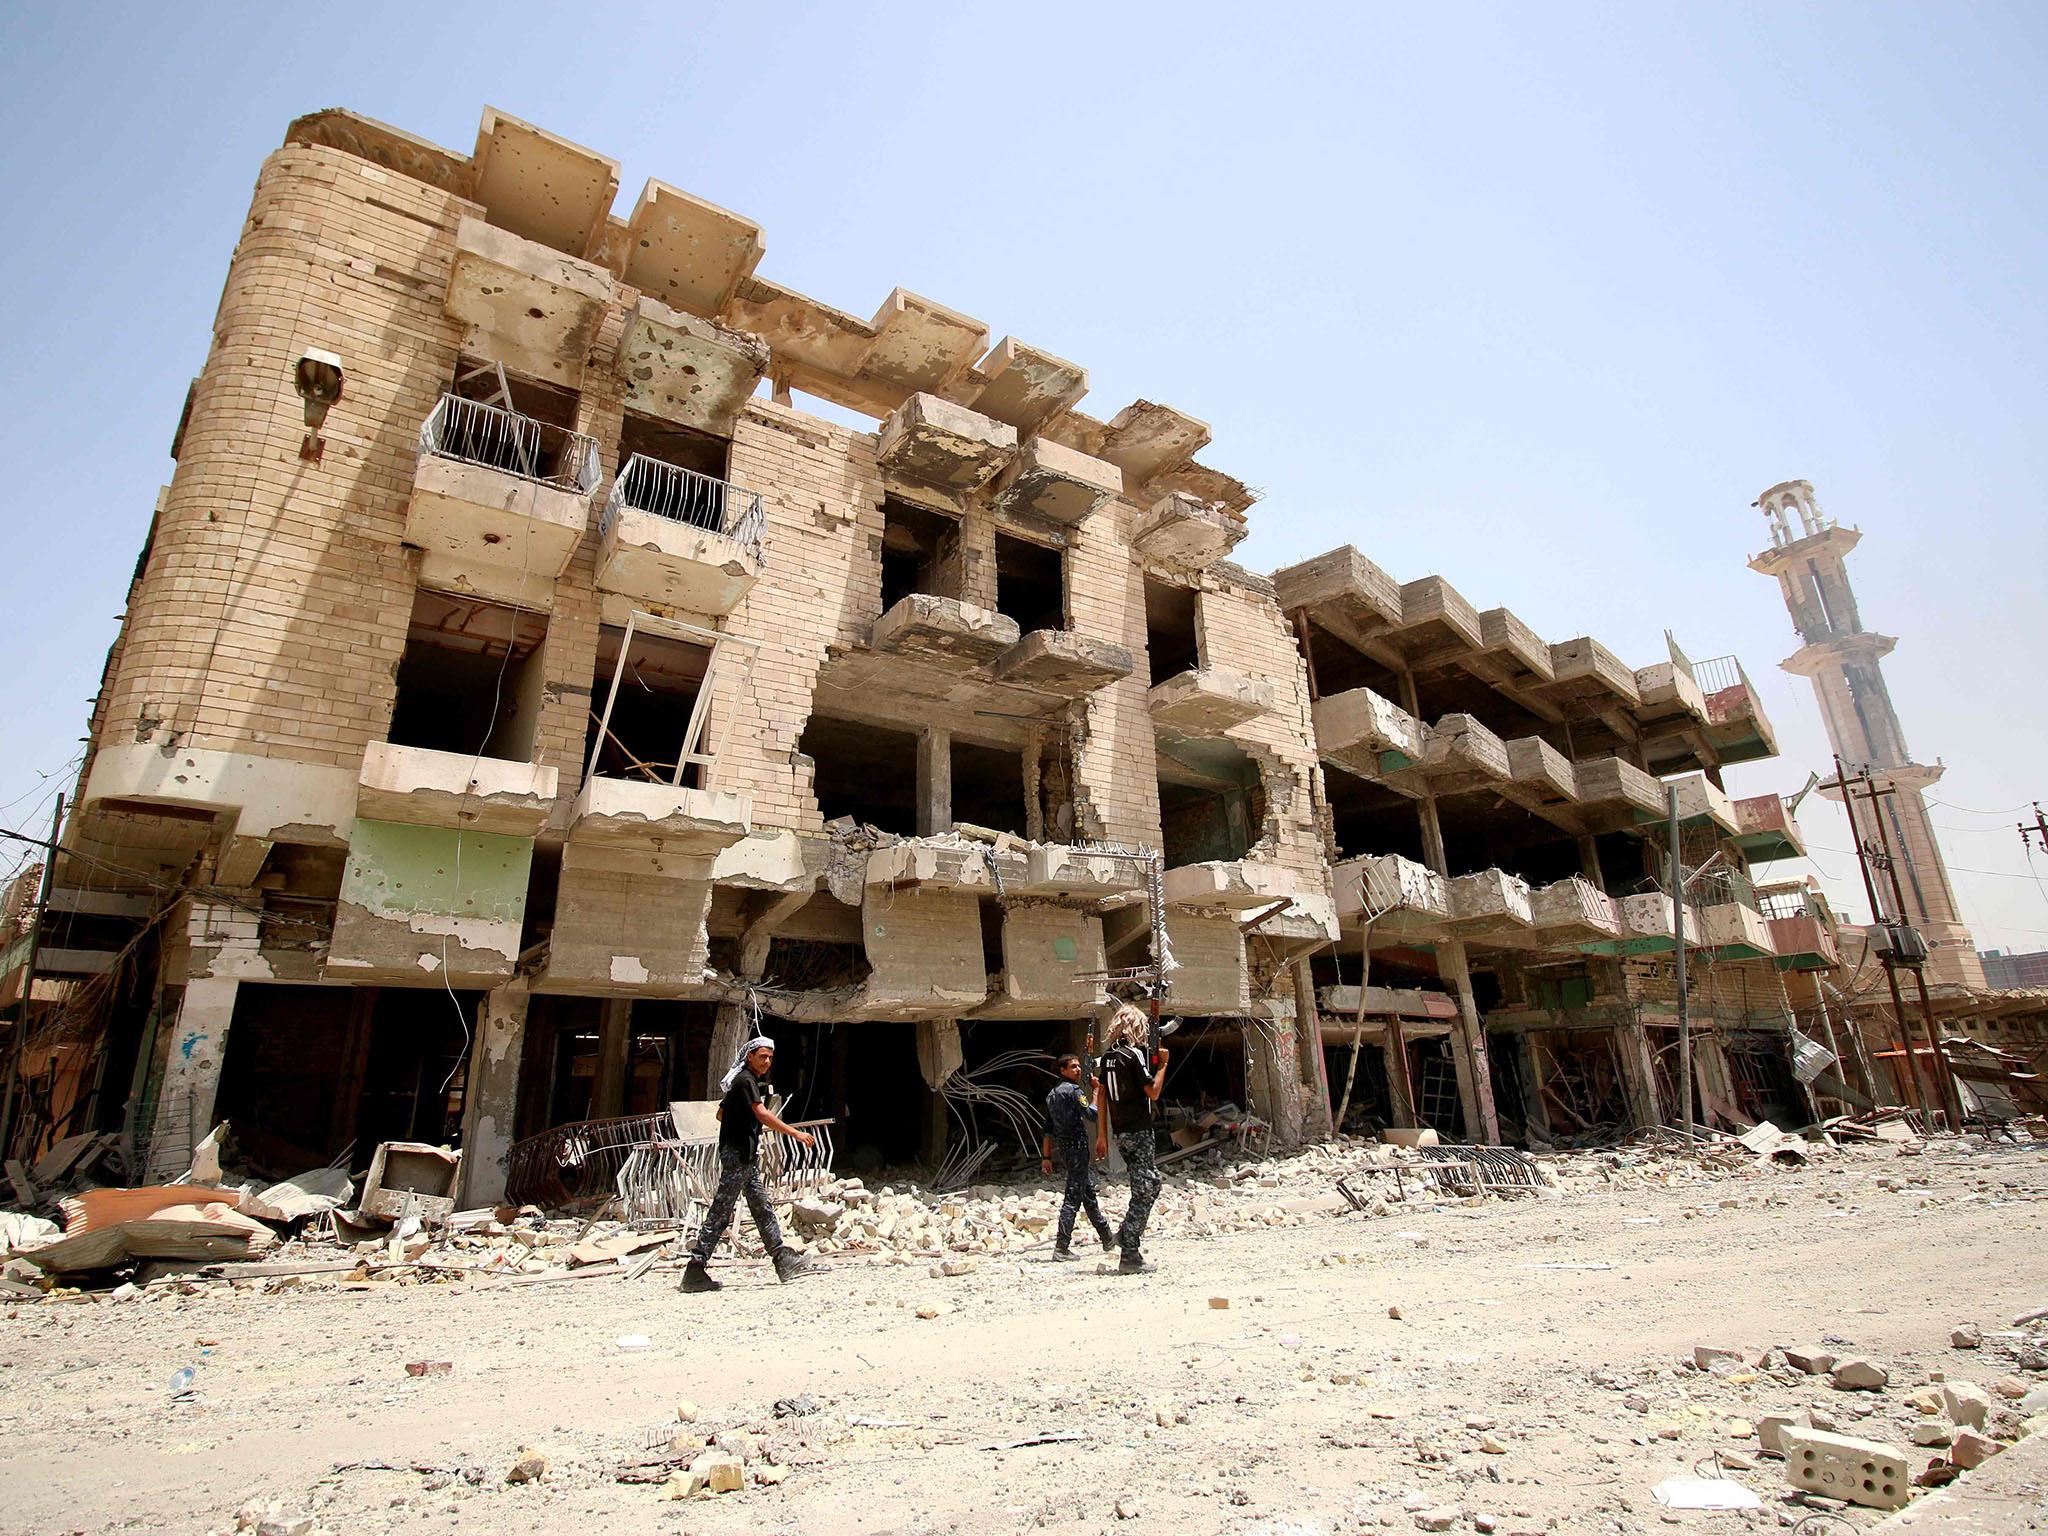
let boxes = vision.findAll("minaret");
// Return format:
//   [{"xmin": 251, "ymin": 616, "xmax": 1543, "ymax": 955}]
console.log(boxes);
[{"xmin": 1748, "ymin": 481, "xmax": 1984, "ymax": 988}]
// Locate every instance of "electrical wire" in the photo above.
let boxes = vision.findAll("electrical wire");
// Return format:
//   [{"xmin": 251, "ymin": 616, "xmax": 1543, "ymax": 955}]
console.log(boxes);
[{"xmin": 1928, "ymin": 796, "xmax": 2034, "ymax": 817}]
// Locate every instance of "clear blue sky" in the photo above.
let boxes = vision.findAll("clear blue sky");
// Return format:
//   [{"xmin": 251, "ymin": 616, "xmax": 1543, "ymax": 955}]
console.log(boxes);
[{"xmin": 2, "ymin": 2, "xmax": 2044, "ymax": 952}]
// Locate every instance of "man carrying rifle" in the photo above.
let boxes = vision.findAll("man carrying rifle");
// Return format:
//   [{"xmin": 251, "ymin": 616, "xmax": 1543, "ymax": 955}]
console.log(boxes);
[{"xmin": 1094, "ymin": 1003, "xmax": 1169, "ymax": 1275}]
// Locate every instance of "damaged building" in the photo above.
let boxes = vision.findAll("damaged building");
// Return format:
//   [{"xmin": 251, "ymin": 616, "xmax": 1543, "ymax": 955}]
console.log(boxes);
[{"xmin": 1, "ymin": 104, "xmax": 1853, "ymax": 1202}]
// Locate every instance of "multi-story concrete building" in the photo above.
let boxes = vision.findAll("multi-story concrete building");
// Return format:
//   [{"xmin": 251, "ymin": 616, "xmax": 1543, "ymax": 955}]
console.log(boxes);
[
  {"xmin": 1749, "ymin": 480, "xmax": 1985, "ymax": 988},
  {"xmin": 13, "ymin": 105, "xmax": 1829, "ymax": 1196},
  {"xmin": 1272, "ymin": 550, "xmax": 1830, "ymax": 1140},
  {"xmin": 48, "ymin": 106, "xmax": 1339, "ymax": 1198}
]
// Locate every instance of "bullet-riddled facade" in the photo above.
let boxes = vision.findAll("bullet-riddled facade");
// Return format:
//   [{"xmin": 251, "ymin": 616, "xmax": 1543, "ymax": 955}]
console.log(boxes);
[
  {"xmin": 57, "ymin": 107, "xmax": 1338, "ymax": 1196},
  {"xmin": 16, "ymin": 105, "xmax": 1855, "ymax": 1198}
]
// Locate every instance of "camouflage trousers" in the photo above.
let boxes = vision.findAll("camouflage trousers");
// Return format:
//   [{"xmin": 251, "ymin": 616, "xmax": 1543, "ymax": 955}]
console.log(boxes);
[
  {"xmin": 1117, "ymin": 1129, "xmax": 1162, "ymax": 1260},
  {"xmin": 1054, "ymin": 1138, "xmax": 1113, "ymax": 1251},
  {"xmin": 690, "ymin": 1147, "xmax": 786, "ymax": 1264}
]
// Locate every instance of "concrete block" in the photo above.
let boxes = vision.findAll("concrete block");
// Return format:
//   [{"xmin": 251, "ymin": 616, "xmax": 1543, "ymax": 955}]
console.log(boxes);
[
  {"xmin": 1948, "ymin": 1429, "xmax": 2002, "ymax": 1470},
  {"xmin": 1941, "ymin": 1380, "xmax": 1992, "ymax": 1430},
  {"xmin": 1828, "ymin": 1356, "xmax": 1888, "ymax": 1391},
  {"xmin": 1784, "ymin": 1347, "xmax": 1837, "ymax": 1375},
  {"xmin": 1757, "ymin": 1409, "xmax": 1811, "ymax": 1456},
  {"xmin": 1779, "ymin": 1426, "xmax": 1908, "ymax": 1510},
  {"xmin": 1380, "ymin": 1128, "xmax": 1439, "ymax": 1148}
]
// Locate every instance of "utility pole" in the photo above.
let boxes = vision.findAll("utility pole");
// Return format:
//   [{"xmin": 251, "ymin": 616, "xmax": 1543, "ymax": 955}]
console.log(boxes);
[
  {"xmin": 1863, "ymin": 773, "xmax": 1965, "ymax": 1127},
  {"xmin": 1828, "ymin": 756, "xmax": 1926, "ymax": 1117},
  {"xmin": 1666, "ymin": 782, "xmax": 1693, "ymax": 1134},
  {"xmin": 0, "ymin": 793, "xmax": 65, "ymax": 1161},
  {"xmin": 2021, "ymin": 802, "xmax": 2048, "ymax": 859}
]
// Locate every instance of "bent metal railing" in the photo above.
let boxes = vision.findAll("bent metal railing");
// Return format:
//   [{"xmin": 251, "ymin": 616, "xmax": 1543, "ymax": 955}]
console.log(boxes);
[
  {"xmin": 601, "ymin": 453, "xmax": 767, "ymax": 559},
  {"xmin": 504, "ymin": 1109, "xmax": 834, "ymax": 1213},
  {"xmin": 418, "ymin": 392, "xmax": 601, "ymax": 496}
]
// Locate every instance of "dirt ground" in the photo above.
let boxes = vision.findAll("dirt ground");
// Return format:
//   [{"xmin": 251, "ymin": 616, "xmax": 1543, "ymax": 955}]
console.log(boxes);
[{"xmin": 1, "ymin": 1137, "xmax": 2044, "ymax": 1536}]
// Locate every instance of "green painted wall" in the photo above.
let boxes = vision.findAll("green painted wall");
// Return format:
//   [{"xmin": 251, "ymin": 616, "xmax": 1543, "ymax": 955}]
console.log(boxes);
[{"xmin": 338, "ymin": 819, "xmax": 533, "ymax": 924}]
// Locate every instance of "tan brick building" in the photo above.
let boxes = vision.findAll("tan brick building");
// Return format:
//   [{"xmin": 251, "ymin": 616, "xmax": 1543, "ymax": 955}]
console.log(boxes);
[{"xmin": 19, "ymin": 106, "xmax": 1845, "ymax": 1196}]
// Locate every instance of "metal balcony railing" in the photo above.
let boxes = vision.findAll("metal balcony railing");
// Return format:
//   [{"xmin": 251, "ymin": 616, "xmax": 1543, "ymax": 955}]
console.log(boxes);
[
  {"xmin": 601, "ymin": 453, "xmax": 766, "ymax": 558},
  {"xmin": 418, "ymin": 393, "xmax": 601, "ymax": 496},
  {"xmin": 1691, "ymin": 653, "xmax": 1750, "ymax": 697}
]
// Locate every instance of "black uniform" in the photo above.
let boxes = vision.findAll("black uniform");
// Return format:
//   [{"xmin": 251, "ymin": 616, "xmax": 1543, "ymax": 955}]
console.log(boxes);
[
  {"xmin": 1099, "ymin": 1045, "xmax": 1163, "ymax": 1263},
  {"xmin": 689, "ymin": 1068, "xmax": 790, "ymax": 1264},
  {"xmin": 1045, "ymin": 1078, "xmax": 1112, "ymax": 1253}
]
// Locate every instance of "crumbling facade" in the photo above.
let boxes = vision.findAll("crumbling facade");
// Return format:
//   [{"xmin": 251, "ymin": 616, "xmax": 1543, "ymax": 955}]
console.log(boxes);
[
  {"xmin": 34, "ymin": 106, "xmax": 1339, "ymax": 1200},
  {"xmin": 6, "ymin": 106, "xmax": 1845, "ymax": 1198},
  {"xmin": 1271, "ymin": 549, "xmax": 1832, "ymax": 1142}
]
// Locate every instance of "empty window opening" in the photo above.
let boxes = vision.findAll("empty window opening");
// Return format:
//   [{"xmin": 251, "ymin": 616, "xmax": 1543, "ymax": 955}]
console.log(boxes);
[
  {"xmin": 952, "ymin": 738, "xmax": 1029, "ymax": 838},
  {"xmin": 615, "ymin": 411, "xmax": 737, "ymax": 532},
  {"xmin": 388, "ymin": 590, "xmax": 547, "ymax": 760},
  {"xmin": 253, "ymin": 844, "xmax": 345, "ymax": 955},
  {"xmin": 880, "ymin": 497, "xmax": 962, "ymax": 609},
  {"xmin": 995, "ymin": 533, "xmax": 1066, "ymax": 634},
  {"xmin": 1324, "ymin": 766, "xmax": 1425, "ymax": 864},
  {"xmin": 979, "ymin": 901, "xmax": 1006, "ymax": 977},
  {"xmin": 585, "ymin": 625, "xmax": 712, "ymax": 787},
  {"xmin": 800, "ymin": 715, "xmax": 919, "ymax": 834},
  {"xmin": 1302, "ymin": 620, "xmax": 1400, "ymax": 699},
  {"xmin": 1144, "ymin": 578, "xmax": 1201, "ymax": 686},
  {"xmin": 436, "ymin": 357, "xmax": 591, "ymax": 486},
  {"xmin": 213, "ymin": 983, "xmax": 477, "ymax": 1180},
  {"xmin": 622, "ymin": 1000, "xmax": 719, "ymax": 1113},
  {"xmin": 1156, "ymin": 739, "xmax": 1265, "ymax": 867}
]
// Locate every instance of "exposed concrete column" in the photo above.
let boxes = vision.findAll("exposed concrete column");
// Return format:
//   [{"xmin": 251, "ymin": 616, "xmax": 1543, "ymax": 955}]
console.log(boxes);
[
  {"xmin": 1574, "ymin": 835, "xmax": 1606, "ymax": 890},
  {"xmin": 1291, "ymin": 961, "xmax": 1334, "ymax": 1142},
  {"xmin": 917, "ymin": 726, "xmax": 952, "ymax": 836},
  {"xmin": 1689, "ymin": 1029, "xmax": 1736, "ymax": 1127},
  {"xmin": 144, "ymin": 977, "xmax": 240, "ymax": 1182},
  {"xmin": 1260, "ymin": 1012, "xmax": 1308, "ymax": 1151},
  {"xmin": 592, "ymin": 997, "xmax": 633, "ymax": 1119},
  {"xmin": 1380, "ymin": 1035, "xmax": 1417, "ymax": 1128},
  {"xmin": 1612, "ymin": 1022, "xmax": 1665, "ymax": 1130},
  {"xmin": 1435, "ymin": 939, "xmax": 1501, "ymax": 1146},
  {"xmin": 707, "ymin": 888, "xmax": 811, "ymax": 1090},
  {"xmin": 459, "ymin": 983, "xmax": 529, "ymax": 1207},
  {"xmin": 1511, "ymin": 1032, "xmax": 1552, "ymax": 1143}
]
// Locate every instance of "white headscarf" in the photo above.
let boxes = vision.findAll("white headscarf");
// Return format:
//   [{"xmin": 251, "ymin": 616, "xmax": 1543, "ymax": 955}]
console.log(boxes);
[{"xmin": 720, "ymin": 1035, "xmax": 777, "ymax": 1093}]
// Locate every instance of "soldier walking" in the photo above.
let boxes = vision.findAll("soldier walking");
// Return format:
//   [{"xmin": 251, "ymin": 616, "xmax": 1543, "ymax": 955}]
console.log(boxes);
[
  {"xmin": 1041, "ymin": 1052, "xmax": 1114, "ymax": 1259},
  {"xmin": 680, "ymin": 1035, "xmax": 816, "ymax": 1293},
  {"xmin": 1095, "ymin": 1006, "xmax": 1169, "ymax": 1275}
]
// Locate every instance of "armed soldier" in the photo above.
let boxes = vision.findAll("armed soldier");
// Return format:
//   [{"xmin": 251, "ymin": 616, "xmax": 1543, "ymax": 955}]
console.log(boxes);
[
  {"xmin": 1041, "ymin": 1052, "xmax": 1115, "ymax": 1260},
  {"xmin": 1094, "ymin": 1004, "xmax": 1170, "ymax": 1275}
]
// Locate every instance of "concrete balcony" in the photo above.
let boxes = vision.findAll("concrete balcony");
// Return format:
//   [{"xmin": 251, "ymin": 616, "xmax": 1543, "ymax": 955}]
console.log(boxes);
[
  {"xmin": 1311, "ymin": 687, "xmax": 1425, "ymax": 777},
  {"xmin": 1415, "ymin": 714, "xmax": 1511, "ymax": 787},
  {"xmin": 971, "ymin": 904, "xmax": 1108, "ymax": 1020},
  {"xmin": 987, "ymin": 437, "xmax": 1121, "ymax": 525},
  {"xmin": 409, "ymin": 394, "xmax": 599, "ymax": 607},
  {"xmin": 1547, "ymin": 636, "xmax": 1642, "ymax": 708},
  {"xmin": 1699, "ymin": 900, "xmax": 1776, "ymax": 960},
  {"xmin": 1665, "ymin": 771, "xmax": 1739, "ymax": 835},
  {"xmin": 567, "ymin": 777, "xmax": 751, "ymax": 857},
  {"xmin": 1477, "ymin": 608, "xmax": 1557, "ymax": 686},
  {"xmin": 1009, "ymin": 843, "xmax": 1144, "ymax": 901},
  {"xmin": 1505, "ymin": 736, "xmax": 1578, "ymax": 810},
  {"xmin": 1272, "ymin": 546, "xmax": 1403, "ymax": 639},
  {"xmin": 867, "ymin": 594, "xmax": 1020, "ymax": 668},
  {"xmin": 1162, "ymin": 859, "xmax": 1302, "ymax": 911},
  {"xmin": 1393, "ymin": 576, "xmax": 1484, "ymax": 655},
  {"xmin": 616, "ymin": 296, "xmax": 770, "ymax": 436},
  {"xmin": 1445, "ymin": 868, "xmax": 1535, "ymax": 938},
  {"xmin": 1734, "ymin": 793, "xmax": 1806, "ymax": 863},
  {"xmin": 1572, "ymin": 756, "xmax": 1666, "ymax": 829},
  {"xmin": 1131, "ymin": 492, "xmax": 1247, "ymax": 571},
  {"xmin": 356, "ymin": 742, "xmax": 557, "ymax": 837},
  {"xmin": 1605, "ymin": 892, "xmax": 1700, "ymax": 956},
  {"xmin": 443, "ymin": 215, "xmax": 612, "ymax": 388},
  {"xmin": 1332, "ymin": 853, "xmax": 1452, "ymax": 942},
  {"xmin": 1634, "ymin": 659, "xmax": 1708, "ymax": 724},
  {"xmin": 1768, "ymin": 913, "xmax": 1840, "ymax": 972},
  {"xmin": 595, "ymin": 455, "xmax": 764, "ymax": 615},
  {"xmin": 1529, "ymin": 877, "xmax": 1623, "ymax": 945},
  {"xmin": 990, "ymin": 630, "xmax": 1134, "ymax": 699},
  {"xmin": 866, "ymin": 837, "xmax": 1030, "ymax": 894},
  {"xmin": 876, "ymin": 393, "xmax": 1017, "ymax": 492},
  {"xmin": 1147, "ymin": 668, "xmax": 1274, "ymax": 735},
  {"xmin": 1694, "ymin": 654, "xmax": 1780, "ymax": 765}
]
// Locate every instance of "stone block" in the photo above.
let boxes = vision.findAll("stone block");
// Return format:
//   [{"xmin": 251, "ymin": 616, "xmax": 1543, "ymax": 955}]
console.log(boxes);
[
  {"xmin": 1828, "ymin": 1357, "xmax": 1888, "ymax": 1391},
  {"xmin": 1784, "ymin": 1347, "xmax": 1837, "ymax": 1375},
  {"xmin": 1948, "ymin": 1429, "xmax": 2002, "ymax": 1470},
  {"xmin": 1779, "ymin": 1426, "xmax": 1908, "ymax": 1511},
  {"xmin": 1757, "ymin": 1409, "xmax": 1810, "ymax": 1456},
  {"xmin": 1941, "ymin": 1380, "xmax": 1992, "ymax": 1430}
]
